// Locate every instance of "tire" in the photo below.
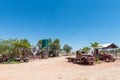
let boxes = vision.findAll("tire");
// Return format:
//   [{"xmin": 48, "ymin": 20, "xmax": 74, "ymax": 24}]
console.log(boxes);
[
  {"xmin": 81, "ymin": 58, "xmax": 87, "ymax": 62},
  {"xmin": 111, "ymin": 58, "xmax": 115, "ymax": 62},
  {"xmin": 105, "ymin": 58, "xmax": 110, "ymax": 62}
]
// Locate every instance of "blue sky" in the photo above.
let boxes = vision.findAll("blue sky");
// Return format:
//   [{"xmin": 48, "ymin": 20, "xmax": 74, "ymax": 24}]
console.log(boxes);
[{"xmin": 0, "ymin": 0, "xmax": 120, "ymax": 51}]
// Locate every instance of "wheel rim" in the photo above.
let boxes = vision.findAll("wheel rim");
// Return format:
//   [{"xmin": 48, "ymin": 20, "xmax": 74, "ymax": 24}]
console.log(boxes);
[{"xmin": 111, "ymin": 58, "xmax": 115, "ymax": 62}]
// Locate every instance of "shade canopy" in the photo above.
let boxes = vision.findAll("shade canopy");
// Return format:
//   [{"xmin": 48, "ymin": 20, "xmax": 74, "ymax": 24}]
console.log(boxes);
[{"xmin": 99, "ymin": 43, "xmax": 119, "ymax": 49}]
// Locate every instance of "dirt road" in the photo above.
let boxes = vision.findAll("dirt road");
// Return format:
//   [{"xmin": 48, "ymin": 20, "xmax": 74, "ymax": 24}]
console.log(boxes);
[{"xmin": 0, "ymin": 56, "xmax": 120, "ymax": 80}]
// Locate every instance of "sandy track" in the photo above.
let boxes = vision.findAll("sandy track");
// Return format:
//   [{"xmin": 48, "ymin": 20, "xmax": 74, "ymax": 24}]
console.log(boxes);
[{"xmin": 0, "ymin": 56, "xmax": 120, "ymax": 80}]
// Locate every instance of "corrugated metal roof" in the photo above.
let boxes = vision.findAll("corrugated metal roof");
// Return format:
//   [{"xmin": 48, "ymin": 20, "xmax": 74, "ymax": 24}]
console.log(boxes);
[
  {"xmin": 99, "ymin": 43, "xmax": 119, "ymax": 48},
  {"xmin": 99, "ymin": 43, "xmax": 112, "ymax": 48}
]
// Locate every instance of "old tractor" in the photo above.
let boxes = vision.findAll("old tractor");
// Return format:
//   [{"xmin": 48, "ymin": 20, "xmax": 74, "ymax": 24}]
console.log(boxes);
[{"xmin": 66, "ymin": 50, "xmax": 95, "ymax": 65}]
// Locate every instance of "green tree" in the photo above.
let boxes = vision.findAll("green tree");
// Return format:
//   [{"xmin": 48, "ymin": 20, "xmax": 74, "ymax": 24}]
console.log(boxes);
[
  {"xmin": 49, "ymin": 39, "xmax": 61, "ymax": 57},
  {"xmin": 0, "ymin": 39, "xmax": 15, "ymax": 57},
  {"xmin": 37, "ymin": 38, "xmax": 61, "ymax": 57},
  {"xmin": 13, "ymin": 39, "xmax": 31, "ymax": 58},
  {"xmin": 12, "ymin": 39, "xmax": 21, "ymax": 57},
  {"xmin": 20, "ymin": 39, "xmax": 31, "ymax": 48},
  {"xmin": 0, "ymin": 39, "xmax": 19, "ymax": 62},
  {"xmin": 63, "ymin": 44, "xmax": 72, "ymax": 56},
  {"xmin": 37, "ymin": 40, "xmax": 42, "ymax": 49},
  {"xmin": 91, "ymin": 42, "xmax": 99, "ymax": 48},
  {"xmin": 0, "ymin": 39, "xmax": 31, "ymax": 61},
  {"xmin": 91, "ymin": 42, "xmax": 99, "ymax": 53},
  {"xmin": 82, "ymin": 47, "xmax": 90, "ymax": 53},
  {"xmin": 20, "ymin": 39, "xmax": 31, "ymax": 57},
  {"xmin": 91, "ymin": 42, "xmax": 99, "ymax": 61}
]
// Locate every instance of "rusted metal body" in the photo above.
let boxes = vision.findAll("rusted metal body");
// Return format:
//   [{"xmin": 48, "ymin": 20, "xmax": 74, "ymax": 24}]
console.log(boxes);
[
  {"xmin": 98, "ymin": 53, "xmax": 115, "ymax": 62},
  {"xmin": 97, "ymin": 43, "xmax": 118, "ymax": 62},
  {"xmin": 66, "ymin": 50, "xmax": 95, "ymax": 65}
]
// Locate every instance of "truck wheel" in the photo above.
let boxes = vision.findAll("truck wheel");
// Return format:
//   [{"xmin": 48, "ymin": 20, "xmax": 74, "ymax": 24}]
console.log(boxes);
[
  {"xmin": 111, "ymin": 58, "xmax": 115, "ymax": 62},
  {"xmin": 105, "ymin": 58, "xmax": 110, "ymax": 62}
]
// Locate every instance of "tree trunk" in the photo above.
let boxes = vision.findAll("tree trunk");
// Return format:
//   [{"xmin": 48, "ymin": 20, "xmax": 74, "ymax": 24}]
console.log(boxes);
[{"xmin": 94, "ymin": 48, "xmax": 98, "ymax": 56}]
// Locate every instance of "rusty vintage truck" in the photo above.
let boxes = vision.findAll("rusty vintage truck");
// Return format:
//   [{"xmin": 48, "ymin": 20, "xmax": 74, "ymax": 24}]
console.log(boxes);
[
  {"xmin": 66, "ymin": 50, "xmax": 95, "ymax": 65},
  {"xmin": 98, "ymin": 53, "xmax": 116, "ymax": 62}
]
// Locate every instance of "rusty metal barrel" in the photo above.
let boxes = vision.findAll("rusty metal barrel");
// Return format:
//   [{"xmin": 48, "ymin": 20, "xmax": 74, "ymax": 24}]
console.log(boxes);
[{"xmin": 41, "ymin": 49, "xmax": 49, "ymax": 59}]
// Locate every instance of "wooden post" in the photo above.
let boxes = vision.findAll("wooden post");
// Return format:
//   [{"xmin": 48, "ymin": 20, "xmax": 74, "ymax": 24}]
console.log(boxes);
[{"xmin": 116, "ymin": 48, "xmax": 118, "ymax": 59}]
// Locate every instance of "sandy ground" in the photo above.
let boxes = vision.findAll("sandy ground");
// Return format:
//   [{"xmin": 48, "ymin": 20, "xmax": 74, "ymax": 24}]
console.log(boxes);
[{"xmin": 0, "ymin": 56, "xmax": 120, "ymax": 80}]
